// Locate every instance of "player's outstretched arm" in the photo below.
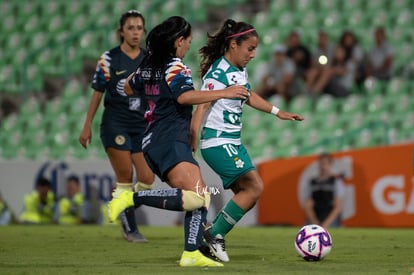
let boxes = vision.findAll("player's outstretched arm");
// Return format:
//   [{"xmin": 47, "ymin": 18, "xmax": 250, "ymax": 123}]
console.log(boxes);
[
  {"xmin": 247, "ymin": 91, "xmax": 304, "ymax": 121},
  {"xmin": 177, "ymin": 85, "xmax": 249, "ymax": 105}
]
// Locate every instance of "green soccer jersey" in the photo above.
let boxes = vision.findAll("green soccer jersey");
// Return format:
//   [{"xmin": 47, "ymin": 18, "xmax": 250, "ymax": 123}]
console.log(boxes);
[{"xmin": 200, "ymin": 56, "xmax": 251, "ymax": 149}]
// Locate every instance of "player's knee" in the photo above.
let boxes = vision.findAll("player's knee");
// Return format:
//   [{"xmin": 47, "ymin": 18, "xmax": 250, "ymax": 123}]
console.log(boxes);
[
  {"xmin": 182, "ymin": 190, "xmax": 205, "ymax": 211},
  {"xmin": 247, "ymin": 180, "xmax": 264, "ymax": 201}
]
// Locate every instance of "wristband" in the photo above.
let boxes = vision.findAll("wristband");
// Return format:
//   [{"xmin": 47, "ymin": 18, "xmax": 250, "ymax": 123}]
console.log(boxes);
[{"xmin": 271, "ymin": 106, "xmax": 280, "ymax": 115}]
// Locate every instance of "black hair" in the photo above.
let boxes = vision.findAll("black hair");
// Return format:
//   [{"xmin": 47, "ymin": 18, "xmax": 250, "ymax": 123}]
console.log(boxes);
[
  {"xmin": 141, "ymin": 16, "xmax": 191, "ymax": 76},
  {"xmin": 118, "ymin": 10, "xmax": 146, "ymax": 43},
  {"xmin": 339, "ymin": 30, "xmax": 358, "ymax": 61},
  {"xmin": 318, "ymin": 152, "xmax": 333, "ymax": 163},
  {"xmin": 36, "ymin": 177, "xmax": 51, "ymax": 187},
  {"xmin": 67, "ymin": 175, "xmax": 80, "ymax": 184},
  {"xmin": 199, "ymin": 19, "xmax": 258, "ymax": 77}
]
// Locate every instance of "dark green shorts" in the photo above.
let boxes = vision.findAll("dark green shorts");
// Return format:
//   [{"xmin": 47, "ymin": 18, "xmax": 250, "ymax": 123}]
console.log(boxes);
[{"xmin": 201, "ymin": 143, "xmax": 255, "ymax": 189}]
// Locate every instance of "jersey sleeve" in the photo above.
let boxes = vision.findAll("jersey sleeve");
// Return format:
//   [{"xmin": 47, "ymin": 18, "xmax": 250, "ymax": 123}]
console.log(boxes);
[
  {"xmin": 165, "ymin": 59, "xmax": 194, "ymax": 100},
  {"xmin": 201, "ymin": 68, "xmax": 228, "ymax": 91},
  {"xmin": 91, "ymin": 51, "xmax": 111, "ymax": 93},
  {"xmin": 201, "ymin": 77, "xmax": 227, "ymax": 91}
]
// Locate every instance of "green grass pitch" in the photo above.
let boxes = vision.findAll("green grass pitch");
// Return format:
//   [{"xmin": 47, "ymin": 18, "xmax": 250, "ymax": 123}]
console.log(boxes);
[{"xmin": 0, "ymin": 225, "xmax": 413, "ymax": 274}]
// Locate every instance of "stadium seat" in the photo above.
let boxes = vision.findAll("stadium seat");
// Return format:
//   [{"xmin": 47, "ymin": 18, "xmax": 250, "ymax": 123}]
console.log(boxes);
[
  {"xmin": 394, "ymin": 10, "xmax": 413, "ymax": 27},
  {"xmin": 339, "ymin": 94, "xmax": 365, "ymax": 114},
  {"xmin": 296, "ymin": 11, "xmax": 319, "ymax": 30},
  {"xmin": 366, "ymin": 94, "xmax": 387, "ymax": 113},
  {"xmin": 288, "ymin": 95, "xmax": 312, "ymax": 113},
  {"xmin": 365, "ymin": 0, "xmax": 387, "ymax": 12},
  {"xmin": 269, "ymin": 0, "xmax": 290, "ymax": 16},
  {"xmin": 314, "ymin": 94, "xmax": 337, "ymax": 114},
  {"xmin": 0, "ymin": 1, "xmax": 13, "ymax": 17},
  {"xmin": 24, "ymin": 144, "xmax": 43, "ymax": 160},
  {"xmin": 385, "ymin": 78, "xmax": 409, "ymax": 96},
  {"xmin": 353, "ymin": 129, "xmax": 375, "ymax": 148},
  {"xmin": 390, "ymin": 0, "xmax": 412, "ymax": 10},
  {"xmin": 374, "ymin": 10, "xmax": 392, "ymax": 27},
  {"xmin": 23, "ymin": 14, "xmax": 44, "ymax": 33},
  {"xmin": 276, "ymin": 10, "xmax": 296, "ymax": 29},
  {"xmin": 19, "ymin": 2, "xmax": 41, "ymax": 20}
]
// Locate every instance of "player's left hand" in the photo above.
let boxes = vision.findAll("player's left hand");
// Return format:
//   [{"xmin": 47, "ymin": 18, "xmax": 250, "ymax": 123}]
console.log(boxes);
[{"xmin": 276, "ymin": 110, "xmax": 304, "ymax": 121}]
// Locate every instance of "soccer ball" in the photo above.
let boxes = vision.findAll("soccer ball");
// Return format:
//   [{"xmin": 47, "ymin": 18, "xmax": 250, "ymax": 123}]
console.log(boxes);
[{"xmin": 294, "ymin": 224, "xmax": 332, "ymax": 261}]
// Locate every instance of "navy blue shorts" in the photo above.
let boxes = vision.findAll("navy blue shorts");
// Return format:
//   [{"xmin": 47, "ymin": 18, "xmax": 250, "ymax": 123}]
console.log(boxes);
[
  {"xmin": 100, "ymin": 124, "xmax": 145, "ymax": 153},
  {"xmin": 144, "ymin": 141, "xmax": 198, "ymax": 182}
]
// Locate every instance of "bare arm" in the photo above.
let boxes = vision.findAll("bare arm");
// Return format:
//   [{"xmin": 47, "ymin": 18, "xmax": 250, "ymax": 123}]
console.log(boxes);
[
  {"xmin": 177, "ymin": 85, "xmax": 248, "ymax": 105},
  {"xmin": 304, "ymin": 199, "xmax": 320, "ymax": 225},
  {"xmin": 79, "ymin": 91, "xmax": 103, "ymax": 148},
  {"xmin": 380, "ymin": 55, "xmax": 393, "ymax": 72},
  {"xmin": 247, "ymin": 91, "xmax": 304, "ymax": 121},
  {"xmin": 124, "ymin": 73, "xmax": 135, "ymax": 96},
  {"xmin": 321, "ymin": 197, "xmax": 344, "ymax": 228},
  {"xmin": 190, "ymin": 103, "xmax": 211, "ymax": 152}
]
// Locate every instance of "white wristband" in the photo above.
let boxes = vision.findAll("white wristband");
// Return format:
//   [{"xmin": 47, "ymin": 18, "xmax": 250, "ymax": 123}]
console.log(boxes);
[{"xmin": 271, "ymin": 106, "xmax": 280, "ymax": 115}]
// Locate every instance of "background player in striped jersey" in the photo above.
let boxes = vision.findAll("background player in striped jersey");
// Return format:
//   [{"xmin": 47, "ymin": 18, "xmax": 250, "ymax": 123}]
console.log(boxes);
[
  {"xmin": 79, "ymin": 10, "xmax": 154, "ymax": 242},
  {"xmin": 191, "ymin": 19, "xmax": 304, "ymax": 262}
]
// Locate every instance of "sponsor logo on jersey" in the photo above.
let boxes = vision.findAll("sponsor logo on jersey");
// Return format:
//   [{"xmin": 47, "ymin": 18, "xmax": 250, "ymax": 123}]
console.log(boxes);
[
  {"xmin": 207, "ymin": 82, "xmax": 214, "ymax": 90},
  {"xmin": 227, "ymin": 72, "xmax": 245, "ymax": 85},
  {"xmin": 129, "ymin": 98, "xmax": 141, "ymax": 111},
  {"xmin": 115, "ymin": 135, "xmax": 126, "ymax": 145},
  {"xmin": 115, "ymin": 70, "xmax": 127, "ymax": 76}
]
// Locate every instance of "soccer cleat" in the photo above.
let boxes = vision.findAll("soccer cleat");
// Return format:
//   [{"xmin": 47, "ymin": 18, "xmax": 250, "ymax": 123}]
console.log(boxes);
[
  {"xmin": 179, "ymin": 250, "xmax": 223, "ymax": 267},
  {"xmin": 203, "ymin": 228, "xmax": 230, "ymax": 262},
  {"xmin": 108, "ymin": 189, "xmax": 134, "ymax": 222},
  {"xmin": 121, "ymin": 229, "xmax": 148, "ymax": 243},
  {"xmin": 198, "ymin": 242, "xmax": 221, "ymax": 262}
]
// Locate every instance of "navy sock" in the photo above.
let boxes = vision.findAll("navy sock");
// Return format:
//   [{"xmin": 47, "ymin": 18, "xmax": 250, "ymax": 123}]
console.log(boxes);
[
  {"xmin": 184, "ymin": 207, "xmax": 207, "ymax": 251},
  {"xmin": 119, "ymin": 206, "xmax": 137, "ymax": 233},
  {"xmin": 133, "ymin": 188, "xmax": 184, "ymax": 211}
]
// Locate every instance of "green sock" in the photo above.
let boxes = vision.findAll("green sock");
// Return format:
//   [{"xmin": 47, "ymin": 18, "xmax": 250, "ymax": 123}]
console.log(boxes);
[{"xmin": 211, "ymin": 199, "xmax": 245, "ymax": 237}]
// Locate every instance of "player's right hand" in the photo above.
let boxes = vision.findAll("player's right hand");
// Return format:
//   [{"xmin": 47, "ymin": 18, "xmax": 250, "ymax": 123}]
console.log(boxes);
[
  {"xmin": 79, "ymin": 128, "xmax": 91, "ymax": 149},
  {"xmin": 223, "ymin": 85, "xmax": 249, "ymax": 100}
]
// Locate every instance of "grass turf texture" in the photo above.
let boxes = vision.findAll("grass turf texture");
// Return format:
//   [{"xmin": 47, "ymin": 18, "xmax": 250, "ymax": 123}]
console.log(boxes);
[{"xmin": 0, "ymin": 225, "xmax": 412, "ymax": 274}]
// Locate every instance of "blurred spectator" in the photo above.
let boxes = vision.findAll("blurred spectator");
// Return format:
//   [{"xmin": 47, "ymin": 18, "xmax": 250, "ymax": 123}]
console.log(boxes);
[
  {"xmin": 306, "ymin": 30, "xmax": 335, "ymax": 92},
  {"xmin": 20, "ymin": 178, "xmax": 55, "ymax": 224},
  {"xmin": 365, "ymin": 27, "xmax": 394, "ymax": 81},
  {"xmin": 286, "ymin": 30, "xmax": 312, "ymax": 80},
  {"xmin": 55, "ymin": 175, "xmax": 89, "ymax": 225},
  {"xmin": 307, "ymin": 45, "xmax": 355, "ymax": 97},
  {"xmin": 338, "ymin": 30, "xmax": 365, "ymax": 84},
  {"xmin": 0, "ymin": 192, "xmax": 12, "ymax": 225},
  {"xmin": 313, "ymin": 30, "xmax": 335, "ymax": 65},
  {"xmin": 256, "ymin": 44, "xmax": 296, "ymax": 100},
  {"xmin": 303, "ymin": 153, "xmax": 345, "ymax": 228}
]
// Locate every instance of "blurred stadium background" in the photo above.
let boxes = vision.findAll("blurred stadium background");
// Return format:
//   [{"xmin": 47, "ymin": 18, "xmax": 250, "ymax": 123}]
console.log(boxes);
[{"xmin": 0, "ymin": 0, "xmax": 413, "ymax": 162}]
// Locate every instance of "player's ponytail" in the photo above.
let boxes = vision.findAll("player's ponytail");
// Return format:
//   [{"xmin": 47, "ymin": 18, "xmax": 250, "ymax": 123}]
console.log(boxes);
[{"xmin": 199, "ymin": 19, "xmax": 258, "ymax": 77}]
